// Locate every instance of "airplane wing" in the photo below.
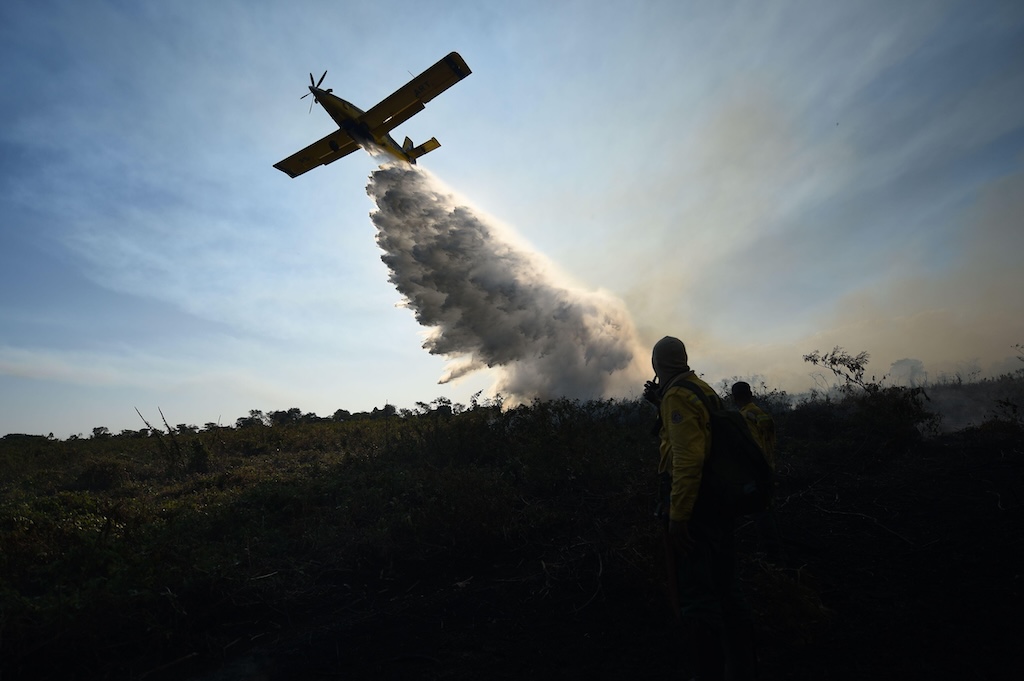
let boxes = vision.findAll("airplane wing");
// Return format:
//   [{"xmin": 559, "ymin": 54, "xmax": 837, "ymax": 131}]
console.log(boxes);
[
  {"xmin": 359, "ymin": 52, "xmax": 472, "ymax": 139},
  {"xmin": 273, "ymin": 130, "xmax": 361, "ymax": 178}
]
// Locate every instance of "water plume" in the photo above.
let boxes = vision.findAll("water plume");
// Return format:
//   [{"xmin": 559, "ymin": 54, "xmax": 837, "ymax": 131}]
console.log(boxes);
[{"xmin": 367, "ymin": 163, "xmax": 646, "ymax": 403}]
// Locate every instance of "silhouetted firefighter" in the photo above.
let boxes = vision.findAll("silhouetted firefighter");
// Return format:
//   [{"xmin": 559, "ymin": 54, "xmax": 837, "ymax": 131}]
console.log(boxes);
[
  {"xmin": 646, "ymin": 337, "xmax": 758, "ymax": 680},
  {"xmin": 732, "ymin": 381, "xmax": 784, "ymax": 562}
]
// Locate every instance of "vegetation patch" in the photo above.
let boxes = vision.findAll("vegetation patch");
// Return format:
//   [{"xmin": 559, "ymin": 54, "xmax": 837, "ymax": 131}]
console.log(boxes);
[{"xmin": 2, "ymin": 351, "xmax": 1022, "ymax": 679}]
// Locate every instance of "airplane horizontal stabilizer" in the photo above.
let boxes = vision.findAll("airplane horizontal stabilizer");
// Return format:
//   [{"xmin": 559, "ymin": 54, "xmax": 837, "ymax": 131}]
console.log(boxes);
[{"xmin": 408, "ymin": 137, "xmax": 441, "ymax": 160}]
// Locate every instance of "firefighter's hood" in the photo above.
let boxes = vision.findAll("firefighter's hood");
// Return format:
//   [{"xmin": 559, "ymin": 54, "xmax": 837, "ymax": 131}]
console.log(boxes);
[{"xmin": 652, "ymin": 336, "xmax": 690, "ymax": 384}]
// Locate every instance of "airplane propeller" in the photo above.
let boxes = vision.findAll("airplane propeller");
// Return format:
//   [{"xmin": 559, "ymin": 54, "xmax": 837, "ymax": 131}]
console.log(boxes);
[{"xmin": 300, "ymin": 70, "xmax": 331, "ymax": 113}]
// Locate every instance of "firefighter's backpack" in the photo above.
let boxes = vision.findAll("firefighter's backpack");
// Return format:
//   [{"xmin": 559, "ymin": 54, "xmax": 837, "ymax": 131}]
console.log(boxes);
[{"xmin": 674, "ymin": 380, "xmax": 774, "ymax": 517}]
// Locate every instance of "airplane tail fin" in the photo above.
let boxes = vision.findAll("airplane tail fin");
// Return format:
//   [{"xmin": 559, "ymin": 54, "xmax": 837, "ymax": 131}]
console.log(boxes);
[{"xmin": 405, "ymin": 136, "xmax": 441, "ymax": 161}]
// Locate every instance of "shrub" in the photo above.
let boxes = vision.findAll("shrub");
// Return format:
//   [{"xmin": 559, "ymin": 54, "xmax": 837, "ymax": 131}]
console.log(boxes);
[{"xmin": 803, "ymin": 346, "xmax": 939, "ymax": 444}]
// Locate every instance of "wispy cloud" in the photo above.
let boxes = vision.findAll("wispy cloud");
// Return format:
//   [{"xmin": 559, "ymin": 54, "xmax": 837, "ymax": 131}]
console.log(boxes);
[{"xmin": 1, "ymin": 0, "xmax": 1022, "ymax": 436}]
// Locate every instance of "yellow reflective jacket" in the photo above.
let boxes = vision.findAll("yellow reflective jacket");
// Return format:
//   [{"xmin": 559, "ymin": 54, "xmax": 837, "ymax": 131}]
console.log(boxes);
[
  {"xmin": 740, "ymin": 402, "xmax": 777, "ymax": 470},
  {"xmin": 657, "ymin": 372, "xmax": 718, "ymax": 523}
]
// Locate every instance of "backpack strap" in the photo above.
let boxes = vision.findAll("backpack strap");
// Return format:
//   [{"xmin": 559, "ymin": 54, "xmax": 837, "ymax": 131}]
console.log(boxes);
[
  {"xmin": 672, "ymin": 378, "xmax": 722, "ymax": 414},
  {"xmin": 652, "ymin": 376, "xmax": 719, "ymax": 435}
]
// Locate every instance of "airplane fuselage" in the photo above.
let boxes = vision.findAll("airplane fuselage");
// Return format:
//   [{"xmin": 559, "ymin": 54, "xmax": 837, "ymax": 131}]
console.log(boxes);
[{"xmin": 308, "ymin": 87, "xmax": 412, "ymax": 163}]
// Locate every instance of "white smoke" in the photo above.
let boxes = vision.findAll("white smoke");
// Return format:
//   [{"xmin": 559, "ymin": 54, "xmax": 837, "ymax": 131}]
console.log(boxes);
[{"xmin": 366, "ymin": 163, "xmax": 647, "ymax": 403}]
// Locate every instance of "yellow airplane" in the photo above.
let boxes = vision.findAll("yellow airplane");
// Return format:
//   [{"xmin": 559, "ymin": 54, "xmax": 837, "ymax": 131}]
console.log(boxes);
[{"xmin": 274, "ymin": 52, "xmax": 471, "ymax": 178}]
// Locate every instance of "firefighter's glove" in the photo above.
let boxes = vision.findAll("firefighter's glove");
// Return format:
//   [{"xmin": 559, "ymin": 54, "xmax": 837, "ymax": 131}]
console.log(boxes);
[{"xmin": 643, "ymin": 380, "xmax": 661, "ymax": 406}]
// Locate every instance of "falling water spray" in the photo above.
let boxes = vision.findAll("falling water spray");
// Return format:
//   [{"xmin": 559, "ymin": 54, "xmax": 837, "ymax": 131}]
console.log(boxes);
[{"xmin": 366, "ymin": 163, "xmax": 646, "ymax": 403}]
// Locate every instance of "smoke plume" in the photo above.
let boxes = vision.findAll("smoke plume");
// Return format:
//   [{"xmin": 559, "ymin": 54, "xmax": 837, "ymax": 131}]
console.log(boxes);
[{"xmin": 367, "ymin": 163, "xmax": 646, "ymax": 403}]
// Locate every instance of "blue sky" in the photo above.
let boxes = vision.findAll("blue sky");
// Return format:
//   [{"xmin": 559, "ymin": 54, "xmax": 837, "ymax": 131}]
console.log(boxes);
[{"xmin": 2, "ymin": 0, "xmax": 1022, "ymax": 437}]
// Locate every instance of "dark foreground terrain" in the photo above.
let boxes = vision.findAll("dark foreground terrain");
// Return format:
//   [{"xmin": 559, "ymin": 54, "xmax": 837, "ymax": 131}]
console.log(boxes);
[
  {"xmin": 186, "ymin": 427, "xmax": 1022, "ymax": 680},
  {"xmin": 3, "ymin": 400, "xmax": 1021, "ymax": 681}
]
